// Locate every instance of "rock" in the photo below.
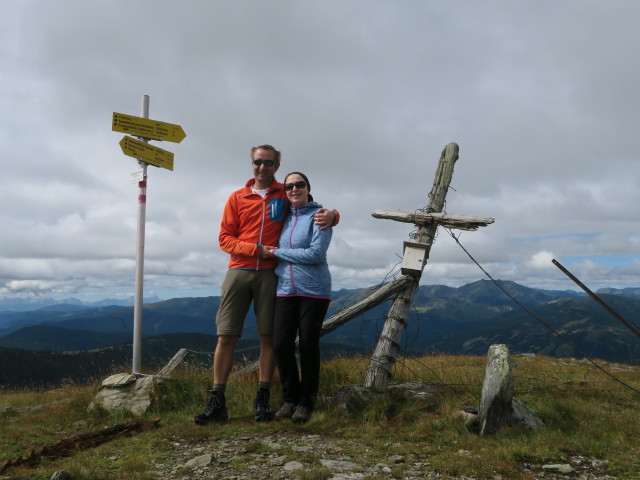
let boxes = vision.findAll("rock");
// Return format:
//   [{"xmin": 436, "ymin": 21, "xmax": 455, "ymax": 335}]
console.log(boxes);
[
  {"xmin": 479, "ymin": 344, "xmax": 514, "ymax": 435},
  {"xmin": 510, "ymin": 397, "xmax": 544, "ymax": 430},
  {"xmin": 50, "ymin": 471, "xmax": 72, "ymax": 480},
  {"xmin": 327, "ymin": 474, "xmax": 365, "ymax": 480},
  {"xmin": 403, "ymin": 469, "xmax": 423, "ymax": 477},
  {"xmin": 388, "ymin": 382, "xmax": 447, "ymax": 405},
  {"xmin": 331, "ymin": 384, "xmax": 381, "ymax": 414},
  {"xmin": 283, "ymin": 461, "xmax": 304, "ymax": 471},
  {"xmin": 542, "ymin": 463, "xmax": 574, "ymax": 474},
  {"xmin": 332, "ymin": 382, "xmax": 447, "ymax": 415},
  {"xmin": 292, "ymin": 446, "xmax": 313, "ymax": 452},
  {"xmin": 89, "ymin": 373, "xmax": 159, "ymax": 415},
  {"xmin": 320, "ymin": 458, "xmax": 359, "ymax": 471},
  {"xmin": 478, "ymin": 344, "xmax": 544, "ymax": 434},
  {"xmin": 184, "ymin": 454, "xmax": 212, "ymax": 468}
]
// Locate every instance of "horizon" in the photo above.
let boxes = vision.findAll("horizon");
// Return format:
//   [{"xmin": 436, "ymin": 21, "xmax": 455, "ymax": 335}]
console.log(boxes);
[{"xmin": 4, "ymin": 277, "xmax": 639, "ymax": 307}]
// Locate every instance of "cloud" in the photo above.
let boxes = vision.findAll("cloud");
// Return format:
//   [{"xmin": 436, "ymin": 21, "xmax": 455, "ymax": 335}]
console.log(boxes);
[
  {"xmin": 1, "ymin": 1, "xmax": 639, "ymax": 300},
  {"xmin": 526, "ymin": 251, "xmax": 556, "ymax": 270}
]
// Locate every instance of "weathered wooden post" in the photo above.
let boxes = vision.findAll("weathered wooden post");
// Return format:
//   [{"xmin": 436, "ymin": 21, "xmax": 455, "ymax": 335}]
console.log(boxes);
[
  {"xmin": 477, "ymin": 344, "xmax": 544, "ymax": 434},
  {"xmin": 364, "ymin": 143, "xmax": 494, "ymax": 392}
]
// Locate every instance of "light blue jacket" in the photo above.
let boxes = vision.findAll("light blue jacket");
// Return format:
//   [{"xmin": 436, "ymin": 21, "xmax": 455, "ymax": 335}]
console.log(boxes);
[{"xmin": 274, "ymin": 201, "xmax": 332, "ymax": 298}]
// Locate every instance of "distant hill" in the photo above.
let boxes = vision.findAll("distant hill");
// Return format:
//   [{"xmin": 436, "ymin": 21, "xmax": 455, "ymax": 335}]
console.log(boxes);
[
  {"xmin": 0, "ymin": 305, "xmax": 126, "ymax": 332},
  {"xmin": 0, "ymin": 298, "xmax": 220, "ymax": 337},
  {"xmin": 1, "ymin": 279, "xmax": 639, "ymax": 366},
  {"xmin": 427, "ymin": 293, "xmax": 640, "ymax": 364},
  {"xmin": 596, "ymin": 287, "xmax": 640, "ymax": 298},
  {"xmin": 0, "ymin": 325, "xmax": 132, "ymax": 351},
  {"xmin": 321, "ymin": 279, "xmax": 587, "ymax": 350},
  {"xmin": 0, "ymin": 333, "xmax": 370, "ymax": 388},
  {"xmin": 0, "ymin": 295, "xmax": 162, "ymax": 312}
]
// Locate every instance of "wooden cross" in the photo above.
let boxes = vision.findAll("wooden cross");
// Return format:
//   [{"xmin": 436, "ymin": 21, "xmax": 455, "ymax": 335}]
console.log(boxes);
[{"xmin": 363, "ymin": 143, "xmax": 494, "ymax": 391}]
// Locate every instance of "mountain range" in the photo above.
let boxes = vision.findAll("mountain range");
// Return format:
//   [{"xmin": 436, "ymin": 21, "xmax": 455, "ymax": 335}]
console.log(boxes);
[{"xmin": 1, "ymin": 279, "xmax": 639, "ymax": 388}]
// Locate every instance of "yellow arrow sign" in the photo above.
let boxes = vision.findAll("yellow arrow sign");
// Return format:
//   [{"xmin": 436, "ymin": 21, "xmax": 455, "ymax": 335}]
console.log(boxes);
[
  {"xmin": 119, "ymin": 136, "xmax": 174, "ymax": 171},
  {"xmin": 112, "ymin": 112, "xmax": 186, "ymax": 143}
]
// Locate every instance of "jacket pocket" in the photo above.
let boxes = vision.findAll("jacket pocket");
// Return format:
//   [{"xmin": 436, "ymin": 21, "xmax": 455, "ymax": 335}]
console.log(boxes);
[{"xmin": 268, "ymin": 198, "xmax": 285, "ymax": 221}]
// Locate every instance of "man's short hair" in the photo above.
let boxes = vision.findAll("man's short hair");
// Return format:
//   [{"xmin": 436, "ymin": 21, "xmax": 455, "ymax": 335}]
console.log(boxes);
[{"xmin": 251, "ymin": 144, "xmax": 281, "ymax": 164}]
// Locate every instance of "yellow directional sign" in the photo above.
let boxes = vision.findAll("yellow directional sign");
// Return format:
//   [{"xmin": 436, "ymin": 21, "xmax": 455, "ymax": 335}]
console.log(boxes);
[
  {"xmin": 119, "ymin": 136, "xmax": 174, "ymax": 171},
  {"xmin": 112, "ymin": 112, "xmax": 186, "ymax": 143}
]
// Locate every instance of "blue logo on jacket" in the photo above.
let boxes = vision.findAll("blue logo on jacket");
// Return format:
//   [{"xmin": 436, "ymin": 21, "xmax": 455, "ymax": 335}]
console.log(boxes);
[{"xmin": 269, "ymin": 198, "xmax": 285, "ymax": 221}]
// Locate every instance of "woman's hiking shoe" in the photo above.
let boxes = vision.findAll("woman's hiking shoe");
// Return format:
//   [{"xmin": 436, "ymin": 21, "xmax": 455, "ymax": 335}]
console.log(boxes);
[
  {"xmin": 194, "ymin": 390, "xmax": 228, "ymax": 425},
  {"xmin": 254, "ymin": 388, "xmax": 274, "ymax": 422},
  {"xmin": 274, "ymin": 402, "xmax": 296, "ymax": 421},
  {"xmin": 291, "ymin": 405, "xmax": 312, "ymax": 424}
]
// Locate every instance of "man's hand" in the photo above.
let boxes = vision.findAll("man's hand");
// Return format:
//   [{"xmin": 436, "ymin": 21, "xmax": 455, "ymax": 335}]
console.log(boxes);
[{"xmin": 314, "ymin": 208, "xmax": 335, "ymax": 231}]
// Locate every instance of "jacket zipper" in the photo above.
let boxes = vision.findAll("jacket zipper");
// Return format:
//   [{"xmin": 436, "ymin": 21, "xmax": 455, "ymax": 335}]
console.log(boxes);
[{"xmin": 288, "ymin": 207, "xmax": 299, "ymax": 294}]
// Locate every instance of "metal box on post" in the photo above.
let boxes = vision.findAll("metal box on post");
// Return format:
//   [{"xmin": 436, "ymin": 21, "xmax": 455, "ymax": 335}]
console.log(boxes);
[{"xmin": 401, "ymin": 241, "xmax": 429, "ymax": 277}]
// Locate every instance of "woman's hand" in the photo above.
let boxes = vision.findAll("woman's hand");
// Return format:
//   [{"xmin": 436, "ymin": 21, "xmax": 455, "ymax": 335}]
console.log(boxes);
[{"xmin": 262, "ymin": 246, "xmax": 277, "ymax": 258}]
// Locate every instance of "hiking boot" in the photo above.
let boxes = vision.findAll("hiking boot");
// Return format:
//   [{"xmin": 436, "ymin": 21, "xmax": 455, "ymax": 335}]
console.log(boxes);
[
  {"xmin": 291, "ymin": 405, "xmax": 312, "ymax": 424},
  {"xmin": 254, "ymin": 388, "xmax": 273, "ymax": 422},
  {"xmin": 194, "ymin": 390, "xmax": 228, "ymax": 425},
  {"xmin": 274, "ymin": 402, "xmax": 296, "ymax": 421}
]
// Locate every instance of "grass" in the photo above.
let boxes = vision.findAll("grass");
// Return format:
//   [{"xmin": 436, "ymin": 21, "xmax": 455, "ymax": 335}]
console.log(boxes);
[{"xmin": 1, "ymin": 353, "xmax": 639, "ymax": 479}]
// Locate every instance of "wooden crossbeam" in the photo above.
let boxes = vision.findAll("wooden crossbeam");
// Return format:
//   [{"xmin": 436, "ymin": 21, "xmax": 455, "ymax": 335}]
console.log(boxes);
[{"xmin": 372, "ymin": 209, "xmax": 494, "ymax": 231}]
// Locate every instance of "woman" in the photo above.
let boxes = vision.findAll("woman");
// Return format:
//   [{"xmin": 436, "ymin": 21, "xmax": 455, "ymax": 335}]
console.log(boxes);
[{"xmin": 263, "ymin": 172, "xmax": 332, "ymax": 424}]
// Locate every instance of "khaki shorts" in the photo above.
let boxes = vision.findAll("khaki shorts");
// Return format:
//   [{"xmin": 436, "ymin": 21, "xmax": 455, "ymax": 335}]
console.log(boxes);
[{"xmin": 215, "ymin": 269, "xmax": 277, "ymax": 336}]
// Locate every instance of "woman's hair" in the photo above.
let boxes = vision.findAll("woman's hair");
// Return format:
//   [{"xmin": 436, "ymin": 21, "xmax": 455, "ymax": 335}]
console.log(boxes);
[{"xmin": 284, "ymin": 171, "xmax": 313, "ymax": 202}]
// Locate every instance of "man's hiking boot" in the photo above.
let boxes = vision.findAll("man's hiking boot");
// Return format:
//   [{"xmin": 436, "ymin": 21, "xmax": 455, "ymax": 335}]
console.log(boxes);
[
  {"xmin": 291, "ymin": 405, "xmax": 312, "ymax": 424},
  {"xmin": 274, "ymin": 402, "xmax": 296, "ymax": 421},
  {"xmin": 254, "ymin": 388, "xmax": 273, "ymax": 422},
  {"xmin": 194, "ymin": 390, "xmax": 228, "ymax": 425}
]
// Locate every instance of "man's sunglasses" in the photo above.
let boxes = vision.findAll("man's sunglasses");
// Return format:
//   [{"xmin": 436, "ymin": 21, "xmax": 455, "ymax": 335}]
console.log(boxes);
[
  {"xmin": 284, "ymin": 181, "xmax": 307, "ymax": 191},
  {"xmin": 252, "ymin": 159, "xmax": 276, "ymax": 167}
]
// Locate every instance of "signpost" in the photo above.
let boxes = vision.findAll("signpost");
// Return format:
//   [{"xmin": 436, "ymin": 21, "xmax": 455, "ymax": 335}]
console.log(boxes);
[
  {"xmin": 119, "ymin": 136, "xmax": 175, "ymax": 171},
  {"xmin": 113, "ymin": 96, "xmax": 185, "ymax": 374},
  {"xmin": 112, "ymin": 112, "xmax": 186, "ymax": 143}
]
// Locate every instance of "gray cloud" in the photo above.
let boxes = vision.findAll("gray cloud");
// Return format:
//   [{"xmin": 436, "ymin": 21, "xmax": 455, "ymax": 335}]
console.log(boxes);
[{"xmin": 1, "ymin": 0, "xmax": 638, "ymax": 300}]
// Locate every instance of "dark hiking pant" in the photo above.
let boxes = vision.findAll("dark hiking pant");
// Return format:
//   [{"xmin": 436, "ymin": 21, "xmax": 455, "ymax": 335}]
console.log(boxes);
[{"xmin": 273, "ymin": 296, "xmax": 330, "ymax": 409}]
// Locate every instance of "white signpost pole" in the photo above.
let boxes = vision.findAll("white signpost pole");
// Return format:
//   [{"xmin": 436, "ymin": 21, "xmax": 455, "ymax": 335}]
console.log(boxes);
[
  {"xmin": 113, "ymin": 96, "xmax": 185, "ymax": 374},
  {"xmin": 132, "ymin": 94, "xmax": 149, "ymax": 374}
]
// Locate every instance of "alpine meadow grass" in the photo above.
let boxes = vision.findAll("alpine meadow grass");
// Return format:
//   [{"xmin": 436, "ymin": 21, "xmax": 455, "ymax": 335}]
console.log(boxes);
[{"xmin": 0, "ymin": 353, "xmax": 638, "ymax": 479}]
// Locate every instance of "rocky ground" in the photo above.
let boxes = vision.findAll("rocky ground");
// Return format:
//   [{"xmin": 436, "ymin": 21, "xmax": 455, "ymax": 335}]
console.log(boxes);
[{"xmin": 149, "ymin": 432, "xmax": 619, "ymax": 480}]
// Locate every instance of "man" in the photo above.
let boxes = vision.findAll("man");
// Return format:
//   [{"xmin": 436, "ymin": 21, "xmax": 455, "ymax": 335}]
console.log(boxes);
[{"xmin": 194, "ymin": 144, "xmax": 337, "ymax": 425}]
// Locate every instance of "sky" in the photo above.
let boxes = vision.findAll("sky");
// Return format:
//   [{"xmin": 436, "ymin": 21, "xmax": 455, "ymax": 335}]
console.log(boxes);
[{"xmin": 1, "ymin": 0, "xmax": 639, "ymax": 302}]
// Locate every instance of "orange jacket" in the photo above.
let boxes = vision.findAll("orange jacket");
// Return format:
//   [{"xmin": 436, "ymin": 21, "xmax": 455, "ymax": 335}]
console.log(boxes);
[{"xmin": 219, "ymin": 178, "xmax": 287, "ymax": 270}]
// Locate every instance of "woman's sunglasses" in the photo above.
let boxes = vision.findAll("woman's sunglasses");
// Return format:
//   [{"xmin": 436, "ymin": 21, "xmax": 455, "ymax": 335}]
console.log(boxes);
[{"xmin": 284, "ymin": 181, "xmax": 307, "ymax": 191}]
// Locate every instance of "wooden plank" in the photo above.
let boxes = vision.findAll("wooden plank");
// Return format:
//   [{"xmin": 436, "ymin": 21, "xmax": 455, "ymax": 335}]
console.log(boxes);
[{"xmin": 372, "ymin": 210, "xmax": 494, "ymax": 231}]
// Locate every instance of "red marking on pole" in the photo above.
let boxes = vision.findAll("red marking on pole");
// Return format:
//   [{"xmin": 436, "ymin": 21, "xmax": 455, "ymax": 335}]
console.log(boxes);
[{"xmin": 138, "ymin": 195, "xmax": 147, "ymax": 204}]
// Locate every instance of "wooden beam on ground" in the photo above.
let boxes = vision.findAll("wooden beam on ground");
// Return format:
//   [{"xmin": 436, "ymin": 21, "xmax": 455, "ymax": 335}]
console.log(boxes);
[{"xmin": 0, "ymin": 418, "xmax": 160, "ymax": 474}]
